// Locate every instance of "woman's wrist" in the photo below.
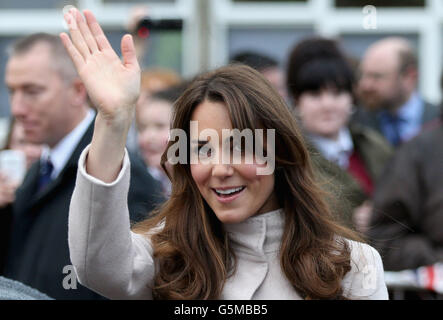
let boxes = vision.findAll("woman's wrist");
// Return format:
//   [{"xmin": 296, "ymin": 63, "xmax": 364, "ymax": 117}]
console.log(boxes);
[
  {"xmin": 95, "ymin": 106, "xmax": 135, "ymax": 131},
  {"xmin": 86, "ymin": 109, "xmax": 134, "ymax": 182}
]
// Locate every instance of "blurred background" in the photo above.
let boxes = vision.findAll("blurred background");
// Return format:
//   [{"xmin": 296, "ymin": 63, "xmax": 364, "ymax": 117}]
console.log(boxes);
[{"xmin": 0, "ymin": 0, "xmax": 442, "ymax": 129}]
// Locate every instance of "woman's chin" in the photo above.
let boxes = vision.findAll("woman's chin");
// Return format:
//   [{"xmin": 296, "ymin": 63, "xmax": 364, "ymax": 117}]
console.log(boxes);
[{"xmin": 213, "ymin": 209, "xmax": 250, "ymax": 224}]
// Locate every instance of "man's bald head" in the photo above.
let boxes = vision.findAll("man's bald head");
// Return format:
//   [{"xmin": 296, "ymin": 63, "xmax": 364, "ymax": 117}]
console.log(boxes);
[
  {"xmin": 357, "ymin": 37, "xmax": 418, "ymax": 111},
  {"xmin": 364, "ymin": 37, "xmax": 417, "ymax": 75}
]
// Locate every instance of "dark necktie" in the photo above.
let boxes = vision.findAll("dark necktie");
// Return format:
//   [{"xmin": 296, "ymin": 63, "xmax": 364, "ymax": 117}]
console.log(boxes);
[
  {"xmin": 389, "ymin": 115, "xmax": 402, "ymax": 146},
  {"xmin": 382, "ymin": 113, "xmax": 403, "ymax": 146},
  {"xmin": 38, "ymin": 159, "xmax": 54, "ymax": 192}
]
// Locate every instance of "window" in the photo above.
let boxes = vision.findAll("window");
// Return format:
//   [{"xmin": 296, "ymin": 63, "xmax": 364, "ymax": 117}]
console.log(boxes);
[
  {"xmin": 339, "ymin": 33, "xmax": 419, "ymax": 60},
  {"xmin": 103, "ymin": 0, "xmax": 175, "ymax": 3},
  {"xmin": 335, "ymin": 0, "xmax": 425, "ymax": 8},
  {"xmin": 233, "ymin": 0, "xmax": 306, "ymax": 2},
  {"xmin": 229, "ymin": 27, "xmax": 314, "ymax": 68},
  {"xmin": 0, "ymin": 37, "xmax": 17, "ymax": 117},
  {"xmin": 0, "ymin": 0, "xmax": 78, "ymax": 9}
]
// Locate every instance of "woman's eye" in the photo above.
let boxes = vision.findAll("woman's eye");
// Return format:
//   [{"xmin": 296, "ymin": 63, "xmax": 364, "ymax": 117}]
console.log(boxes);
[
  {"xmin": 196, "ymin": 145, "xmax": 212, "ymax": 158},
  {"xmin": 231, "ymin": 140, "xmax": 253, "ymax": 155},
  {"xmin": 233, "ymin": 143, "xmax": 242, "ymax": 152}
]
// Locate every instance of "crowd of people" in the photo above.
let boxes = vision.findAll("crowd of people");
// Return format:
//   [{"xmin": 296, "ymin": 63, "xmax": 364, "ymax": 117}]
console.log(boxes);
[{"xmin": 0, "ymin": 7, "xmax": 441, "ymax": 300}]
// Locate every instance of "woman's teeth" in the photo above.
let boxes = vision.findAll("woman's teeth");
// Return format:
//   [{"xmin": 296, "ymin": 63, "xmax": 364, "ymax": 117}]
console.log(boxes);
[{"xmin": 214, "ymin": 186, "xmax": 245, "ymax": 196}]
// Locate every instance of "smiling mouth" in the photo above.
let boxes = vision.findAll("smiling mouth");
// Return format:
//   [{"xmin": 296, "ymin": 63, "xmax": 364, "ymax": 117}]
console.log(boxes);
[{"xmin": 212, "ymin": 186, "xmax": 246, "ymax": 198}]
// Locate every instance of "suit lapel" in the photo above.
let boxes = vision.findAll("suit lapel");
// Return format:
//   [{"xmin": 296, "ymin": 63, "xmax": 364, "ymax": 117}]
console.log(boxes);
[
  {"xmin": 422, "ymin": 102, "xmax": 440, "ymax": 124},
  {"xmin": 13, "ymin": 164, "xmax": 40, "ymax": 215}
]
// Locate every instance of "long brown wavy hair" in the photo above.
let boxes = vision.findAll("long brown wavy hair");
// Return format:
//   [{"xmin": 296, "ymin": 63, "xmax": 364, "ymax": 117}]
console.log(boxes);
[{"xmin": 133, "ymin": 64, "xmax": 360, "ymax": 300}]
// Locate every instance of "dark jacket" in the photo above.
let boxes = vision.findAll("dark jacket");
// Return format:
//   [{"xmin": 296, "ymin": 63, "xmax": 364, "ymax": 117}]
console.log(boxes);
[
  {"xmin": 368, "ymin": 120, "xmax": 443, "ymax": 271},
  {"xmin": 0, "ymin": 120, "xmax": 163, "ymax": 299},
  {"xmin": 309, "ymin": 124, "xmax": 393, "ymax": 227},
  {"xmin": 352, "ymin": 100, "xmax": 441, "ymax": 145}
]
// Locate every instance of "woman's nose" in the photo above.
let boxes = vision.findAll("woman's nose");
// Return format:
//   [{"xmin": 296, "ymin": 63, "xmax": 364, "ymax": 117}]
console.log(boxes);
[{"xmin": 211, "ymin": 162, "xmax": 234, "ymax": 178}]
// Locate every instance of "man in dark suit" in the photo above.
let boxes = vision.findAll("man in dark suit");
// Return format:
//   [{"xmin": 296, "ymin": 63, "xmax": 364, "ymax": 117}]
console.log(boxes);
[
  {"xmin": 0, "ymin": 33, "xmax": 163, "ymax": 299},
  {"xmin": 354, "ymin": 37, "xmax": 440, "ymax": 147}
]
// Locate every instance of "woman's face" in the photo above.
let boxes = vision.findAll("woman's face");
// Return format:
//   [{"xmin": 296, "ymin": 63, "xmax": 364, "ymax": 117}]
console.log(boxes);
[
  {"xmin": 136, "ymin": 99, "xmax": 172, "ymax": 170},
  {"xmin": 296, "ymin": 88, "xmax": 352, "ymax": 139},
  {"xmin": 190, "ymin": 100, "xmax": 278, "ymax": 224}
]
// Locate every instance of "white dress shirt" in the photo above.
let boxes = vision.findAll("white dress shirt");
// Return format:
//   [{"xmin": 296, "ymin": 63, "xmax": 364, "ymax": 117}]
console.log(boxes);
[{"xmin": 40, "ymin": 108, "xmax": 95, "ymax": 180}]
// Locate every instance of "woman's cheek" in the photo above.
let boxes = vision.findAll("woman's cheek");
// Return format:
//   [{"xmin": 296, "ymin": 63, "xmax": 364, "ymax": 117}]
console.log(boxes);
[
  {"xmin": 190, "ymin": 163, "xmax": 211, "ymax": 186},
  {"xmin": 161, "ymin": 130, "xmax": 170, "ymax": 147},
  {"xmin": 234, "ymin": 163, "xmax": 261, "ymax": 180}
]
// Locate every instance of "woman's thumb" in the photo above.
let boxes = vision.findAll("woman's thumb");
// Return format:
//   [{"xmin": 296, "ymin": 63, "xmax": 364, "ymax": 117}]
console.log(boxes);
[{"xmin": 121, "ymin": 34, "xmax": 138, "ymax": 68}]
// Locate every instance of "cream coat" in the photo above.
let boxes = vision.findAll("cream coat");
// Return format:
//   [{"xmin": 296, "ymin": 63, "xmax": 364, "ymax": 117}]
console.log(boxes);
[{"xmin": 68, "ymin": 145, "xmax": 389, "ymax": 300}]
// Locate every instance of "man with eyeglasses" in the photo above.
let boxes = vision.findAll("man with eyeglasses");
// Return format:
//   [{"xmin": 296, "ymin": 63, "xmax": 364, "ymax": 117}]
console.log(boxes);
[{"xmin": 353, "ymin": 37, "xmax": 440, "ymax": 147}]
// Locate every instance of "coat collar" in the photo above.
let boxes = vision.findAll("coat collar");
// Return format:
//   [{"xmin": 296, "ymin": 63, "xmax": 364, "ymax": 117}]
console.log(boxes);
[{"xmin": 223, "ymin": 209, "xmax": 284, "ymax": 257}]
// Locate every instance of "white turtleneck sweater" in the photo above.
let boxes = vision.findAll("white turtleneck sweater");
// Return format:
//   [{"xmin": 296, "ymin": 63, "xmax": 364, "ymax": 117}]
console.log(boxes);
[{"xmin": 68, "ymin": 145, "xmax": 388, "ymax": 300}]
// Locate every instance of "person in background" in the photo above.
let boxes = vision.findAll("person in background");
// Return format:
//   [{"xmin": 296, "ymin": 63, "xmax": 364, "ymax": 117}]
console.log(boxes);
[
  {"xmin": 354, "ymin": 37, "xmax": 440, "ymax": 147},
  {"xmin": 0, "ymin": 32, "xmax": 162, "ymax": 299},
  {"xmin": 123, "ymin": 6, "xmax": 182, "ymax": 155},
  {"xmin": 126, "ymin": 5, "xmax": 150, "ymax": 66},
  {"xmin": 230, "ymin": 51, "xmax": 287, "ymax": 101},
  {"xmin": 4, "ymin": 118, "xmax": 43, "ymax": 169},
  {"xmin": 136, "ymin": 83, "xmax": 187, "ymax": 196},
  {"xmin": 0, "ymin": 119, "xmax": 43, "ymax": 209},
  {"xmin": 139, "ymin": 68, "xmax": 182, "ymax": 104},
  {"xmin": 0, "ymin": 172, "xmax": 17, "ymax": 210},
  {"xmin": 286, "ymin": 37, "xmax": 392, "ymax": 233},
  {"xmin": 368, "ymin": 75, "xmax": 443, "ymax": 273},
  {"xmin": 126, "ymin": 68, "xmax": 181, "ymax": 154}
]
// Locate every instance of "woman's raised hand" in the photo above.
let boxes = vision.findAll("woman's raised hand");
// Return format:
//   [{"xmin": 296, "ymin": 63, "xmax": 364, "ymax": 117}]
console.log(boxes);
[
  {"xmin": 60, "ymin": 8, "xmax": 140, "ymax": 182},
  {"xmin": 60, "ymin": 8, "xmax": 140, "ymax": 124}
]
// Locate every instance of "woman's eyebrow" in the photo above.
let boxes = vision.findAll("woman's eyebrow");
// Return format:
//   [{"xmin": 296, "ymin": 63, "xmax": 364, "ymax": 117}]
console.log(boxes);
[{"xmin": 223, "ymin": 135, "xmax": 234, "ymax": 143}]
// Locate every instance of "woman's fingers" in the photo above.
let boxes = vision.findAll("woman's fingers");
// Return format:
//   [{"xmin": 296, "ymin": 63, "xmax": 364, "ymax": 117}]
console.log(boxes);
[
  {"xmin": 84, "ymin": 10, "xmax": 112, "ymax": 51},
  {"xmin": 121, "ymin": 34, "xmax": 138, "ymax": 69},
  {"xmin": 64, "ymin": 10, "xmax": 90, "ymax": 60},
  {"xmin": 75, "ymin": 9, "xmax": 99, "ymax": 53},
  {"xmin": 60, "ymin": 32, "xmax": 85, "ymax": 71}
]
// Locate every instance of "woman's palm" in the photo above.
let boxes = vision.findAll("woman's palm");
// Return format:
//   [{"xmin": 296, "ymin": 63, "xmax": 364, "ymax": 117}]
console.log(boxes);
[{"xmin": 60, "ymin": 9, "xmax": 140, "ymax": 120}]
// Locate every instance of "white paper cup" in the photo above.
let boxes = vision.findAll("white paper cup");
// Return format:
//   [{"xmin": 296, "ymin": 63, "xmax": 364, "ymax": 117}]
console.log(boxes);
[{"xmin": 0, "ymin": 149, "xmax": 26, "ymax": 184}]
